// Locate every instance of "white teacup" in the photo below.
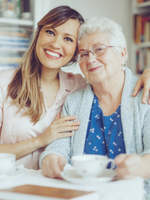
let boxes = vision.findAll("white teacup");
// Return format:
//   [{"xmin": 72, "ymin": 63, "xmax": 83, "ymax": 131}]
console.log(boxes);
[
  {"xmin": 0, "ymin": 153, "xmax": 16, "ymax": 174},
  {"xmin": 21, "ymin": 12, "xmax": 31, "ymax": 20},
  {"xmin": 71, "ymin": 154, "xmax": 114, "ymax": 178},
  {"xmin": 2, "ymin": 10, "xmax": 16, "ymax": 18}
]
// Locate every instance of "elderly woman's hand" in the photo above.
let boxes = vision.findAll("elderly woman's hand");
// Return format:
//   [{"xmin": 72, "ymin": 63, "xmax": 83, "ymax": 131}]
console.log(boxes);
[
  {"xmin": 42, "ymin": 154, "xmax": 67, "ymax": 178},
  {"xmin": 132, "ymin": 68, "xmax": 150, "ymax": 104},
  {"xmin": 114, "ymin": 154, "xmax": 143, "ymax": 179}
]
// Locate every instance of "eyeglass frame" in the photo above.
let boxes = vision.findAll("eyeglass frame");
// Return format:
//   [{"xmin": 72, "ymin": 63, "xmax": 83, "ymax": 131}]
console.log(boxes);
[{"xmin": 77, "ymin": 44, "xmax": 116, "ymax": 63}]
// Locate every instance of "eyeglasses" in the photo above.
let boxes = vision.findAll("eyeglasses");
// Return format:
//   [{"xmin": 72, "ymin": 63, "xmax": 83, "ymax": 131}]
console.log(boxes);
[{"xmin": 77, "ymin": 44, "xmax": 115, "ymax": 64}]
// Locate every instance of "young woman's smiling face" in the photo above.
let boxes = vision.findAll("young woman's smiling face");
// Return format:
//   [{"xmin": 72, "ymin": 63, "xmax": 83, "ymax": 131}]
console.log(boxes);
[{"xmin": 36, "ymin": 19, "xmax": 80, "ymax": 71}]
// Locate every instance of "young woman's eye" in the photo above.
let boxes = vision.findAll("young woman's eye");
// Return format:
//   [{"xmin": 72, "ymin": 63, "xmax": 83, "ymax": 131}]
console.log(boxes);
[
  {"xmin": 46, "ymin": 30, "xmax": 55, "ymax": 36},
  {"xmin": 64, "ymin": 37, "xmax": 73, "ymax": 42}
]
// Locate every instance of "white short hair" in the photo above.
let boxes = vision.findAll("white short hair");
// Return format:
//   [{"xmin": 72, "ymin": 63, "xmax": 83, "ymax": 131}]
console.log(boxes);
[{"xmin": 78, "ymin": 17, "xmax": 128, "ymax": 61}]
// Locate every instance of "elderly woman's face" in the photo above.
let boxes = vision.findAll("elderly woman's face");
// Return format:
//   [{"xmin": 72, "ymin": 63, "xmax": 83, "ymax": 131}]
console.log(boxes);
[{"xmin": 78, "ymin": 33, "xmax": 124, "ymax": 85}]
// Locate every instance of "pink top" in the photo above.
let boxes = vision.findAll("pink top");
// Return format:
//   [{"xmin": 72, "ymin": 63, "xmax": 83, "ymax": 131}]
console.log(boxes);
[{"xmin": 0, "ymin": 69, "xmax": 87, "ymax": 169}]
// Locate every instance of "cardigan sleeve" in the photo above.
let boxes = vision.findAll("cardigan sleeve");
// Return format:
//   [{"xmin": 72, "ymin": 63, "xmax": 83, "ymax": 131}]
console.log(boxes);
[
  {"xmin": 39, "ymin": 98, "xmax": 72, "ymax": 168},
  {"xmin": 141, "ymin": 107, "xmax": 150, "ymax": 155}
]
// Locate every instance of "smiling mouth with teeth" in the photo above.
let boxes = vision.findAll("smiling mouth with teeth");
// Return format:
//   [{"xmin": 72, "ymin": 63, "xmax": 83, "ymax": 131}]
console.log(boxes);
[{"xmin": 45, "ymin": 50, "xmax": 61, "ymax": 58}]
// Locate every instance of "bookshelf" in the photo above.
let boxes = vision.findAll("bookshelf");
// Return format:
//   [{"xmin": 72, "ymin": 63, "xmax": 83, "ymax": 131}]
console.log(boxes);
[
  {"xmin": 136, "ymin": 1, "xmax": 150, "ymax": 7},
  {"xmin": 131, "ymin": 0, "xmax": 150, "ymax": 75},
  {"xmin": 0, "ymin": 17, "xmax": 33, "ymax": 26},
  {"xmin": 0, "ymin": 0, "xmax": 34, "ymax": 71}
]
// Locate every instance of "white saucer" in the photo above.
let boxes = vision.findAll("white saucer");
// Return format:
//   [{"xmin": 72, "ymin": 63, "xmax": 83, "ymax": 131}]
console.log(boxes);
[
  {"xmin": 0, "ymin": 166, "xmax": 26, "ymax": 179},
  {"xmin": 61, "ymin": 169, "xmax": 116, "ymax": 184}
]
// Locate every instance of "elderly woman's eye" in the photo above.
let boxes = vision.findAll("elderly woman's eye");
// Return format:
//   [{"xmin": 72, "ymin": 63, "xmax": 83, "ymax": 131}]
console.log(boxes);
[{"xmin": 95, "ymin": 48, "xmax": 103, "ymax": 52}]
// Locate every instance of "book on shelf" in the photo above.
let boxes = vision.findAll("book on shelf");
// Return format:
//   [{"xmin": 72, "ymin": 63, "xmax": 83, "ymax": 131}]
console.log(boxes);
[
  {"xmin": 0, "ymin": 53, "xmax": 22, "ymax": 71},
  {"xmin": 0, "ymin": 26, "xmax": 30, "ymax": 33},
  {"xmin": 0, "ymin": 31, "xmax": 30, "ymax": 37},
  {"xmin": 134, "ymin": 13, "xmax": 150, "ymax": 43},
  {"xmin": 0, "ymin": 41, "xmax": 29, "ymax": 48},
  {"xmin": 0, "ymin": 33, "xmax": 30, "ymax": 51},
  {"xmin": 136, "ymin": 50, "xmax": 143, "ymax": 74},
  {"xmin": 0, "ymin": 57, "xmax": 22, "ymax": 63},
  {"xmin": 0, "ymin": 51, "xmax": 24, "ymax": 57},
  {"xmin": 136, "ymin": 0, "xmax": 143, "ymax": 3},
  {"xmin": 0, "ymin": 26, "xmax": 31, "ymax": 37},
  {"xmin": 145, "ymin": 48, "xmax": 150, "ymax": 68},
  {"xmin": 137, "ymin": 0, "xmax": 150, "ymax": 3},
  {"xmin": 142, "ymin": 14, "xmax": 150, "ymax": 42},
  {"xmin": 136, "ymin": 48, "xmax": 150, "ymax": 74},
  {"xmin": 0, "ymin": 47, "xmax": 28, "ymax": 52},
  {"xmin": 0, "ymin": 26, "xmax": 31, "ymax": 50},
  {"xmin": 0, "ymin": 185, "xmax": 99, "ymax": 200},
  {"xmin": 0, "ymin": 26, "xmax": 31, "ymax": 71},
  {"xmin": 136, "ymin": 15, "xmax": 142, "ymax": 43},
  {"xmin": 0, "ymin": 35, "xmax": 30, "ymax": 43},
  {"xmin": 0, "ymin": 64, "xmax": 20, "ymax": 71},
  {"xmin": 133, "ymin": 15, "xmax": 137, "ymax": 43},
  {"xmin": 0, "ymin": 44, "xmax": 29, "ymax": 49},
  {"xmin": 144, "ymin": 21, "xmax": 150, "ymax": 42}
]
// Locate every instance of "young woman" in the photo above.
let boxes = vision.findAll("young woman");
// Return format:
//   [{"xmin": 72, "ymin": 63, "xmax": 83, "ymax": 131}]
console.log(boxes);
[{"xmin": 0, "ymin": 6, "xmax": 149, "ymax": 170}]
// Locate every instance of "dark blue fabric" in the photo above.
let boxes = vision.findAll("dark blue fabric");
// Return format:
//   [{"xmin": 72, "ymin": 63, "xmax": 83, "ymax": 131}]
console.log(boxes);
[{"xmin": 84, "ymin": 94, "xmax": 126, "ymax": 160}]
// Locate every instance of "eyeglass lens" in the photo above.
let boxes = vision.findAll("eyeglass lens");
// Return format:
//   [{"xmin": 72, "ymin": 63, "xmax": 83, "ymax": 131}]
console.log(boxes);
[{"xmin": 78, "ymin": 45, "xmax": 106, "ymax": 63}]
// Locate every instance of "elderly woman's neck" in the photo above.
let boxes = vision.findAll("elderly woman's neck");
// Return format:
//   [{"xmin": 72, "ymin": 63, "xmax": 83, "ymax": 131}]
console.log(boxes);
[{"xmin": 93, "ymin": 71, "xmax": 125, "ymax": 116}]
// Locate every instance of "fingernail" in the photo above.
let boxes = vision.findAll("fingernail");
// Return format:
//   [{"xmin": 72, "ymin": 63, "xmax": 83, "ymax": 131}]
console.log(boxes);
[
  {"xmin": 132, "ymin": 93, "xmax": 137, "ymax": 97},
  {"xmin": 142, "ymin": 99, "xmax": 146, "ymax": 104}
]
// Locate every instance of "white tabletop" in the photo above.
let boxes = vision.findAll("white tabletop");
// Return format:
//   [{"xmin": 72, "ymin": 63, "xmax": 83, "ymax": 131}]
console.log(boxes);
[{"xmin": 0, "ymin": 165, "xmax": 146, "ymax": 200}]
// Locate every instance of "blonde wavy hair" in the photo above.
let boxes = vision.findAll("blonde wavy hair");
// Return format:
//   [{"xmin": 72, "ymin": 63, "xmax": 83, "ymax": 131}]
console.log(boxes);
[{"xmin": 7, "ymin": 6, "xmax": 84, "ymax": 124}]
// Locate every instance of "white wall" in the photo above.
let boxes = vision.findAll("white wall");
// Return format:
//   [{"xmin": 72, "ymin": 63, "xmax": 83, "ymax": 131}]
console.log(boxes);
[{"xmin": 34, "ymin": 0, "xmax": 131, "ymax": 74}]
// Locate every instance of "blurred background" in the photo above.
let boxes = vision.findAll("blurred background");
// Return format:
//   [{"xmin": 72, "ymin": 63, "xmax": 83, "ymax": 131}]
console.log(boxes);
[{"xmin": 0, "ymin": 0, "xmax": 150, "ymax": 76}]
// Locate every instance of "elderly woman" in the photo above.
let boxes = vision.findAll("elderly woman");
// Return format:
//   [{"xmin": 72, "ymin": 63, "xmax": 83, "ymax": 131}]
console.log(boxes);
[{"xmin": 40, "ymin": 17, "xmax": 150, "ymax": 195}]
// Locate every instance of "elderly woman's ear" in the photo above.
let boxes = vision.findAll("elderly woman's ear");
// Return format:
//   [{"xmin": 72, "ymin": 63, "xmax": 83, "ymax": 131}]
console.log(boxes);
[{"xmin": 120, "ymin": 47, "xmax": 127, "ymax": 66}]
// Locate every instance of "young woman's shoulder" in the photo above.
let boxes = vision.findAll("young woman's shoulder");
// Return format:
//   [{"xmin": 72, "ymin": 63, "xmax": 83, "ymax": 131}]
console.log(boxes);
[
  {"xmin": 59, "ymin": 70, "xmax": 87, "ymax": 93},
  {"xmin": 0, "ymin": 69, "xmax": 16, "ymax": 87}
]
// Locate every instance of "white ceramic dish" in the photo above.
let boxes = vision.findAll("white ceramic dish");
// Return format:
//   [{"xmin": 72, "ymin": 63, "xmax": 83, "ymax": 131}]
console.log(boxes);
[
  {"xmin": 61, "ymin": 169, "xmax": 116, "ymax": 185},
  {"xmin": 0, "ymin": 153, "xmax": 16, "ymax": 175}
]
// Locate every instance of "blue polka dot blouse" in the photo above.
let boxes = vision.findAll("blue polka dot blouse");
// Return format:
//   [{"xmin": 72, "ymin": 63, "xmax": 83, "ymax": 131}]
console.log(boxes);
[{"xmin": 84, "ymin": 94, "xmax": 126, "ymax": 159}]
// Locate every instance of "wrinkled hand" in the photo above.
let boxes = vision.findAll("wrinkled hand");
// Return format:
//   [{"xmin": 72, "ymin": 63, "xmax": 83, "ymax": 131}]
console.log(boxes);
[
  {"xmin": 132, "ymin": 68, "xmax": 150, "ymax": 104},
  {"xmin": 37, "ymin": 114, "xmax": 80, "ymax": 148},
  {"xmin": 114, "ymin": 154, "xmax": 143, "ymax": 179},
  {"xmin": 42, "ymin": 154, "xmax": 67, "ymax": 178}
]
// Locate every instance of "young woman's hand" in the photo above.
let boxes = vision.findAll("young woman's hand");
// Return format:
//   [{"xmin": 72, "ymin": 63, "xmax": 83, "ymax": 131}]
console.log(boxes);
[
  {"xmin": 37, "ymin": 114, "xmax": 79, "ymax": 148},
  {"xmin": 41, "ymin": 154, "xmax": 66, "ymax": 178},
  {"xmin": 0, "ymin": 114, "xmax": 78, "ymax": 160},
  {"xmin": 132, "ymin": 68, "xmax": 150, "ymax": 104}
]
